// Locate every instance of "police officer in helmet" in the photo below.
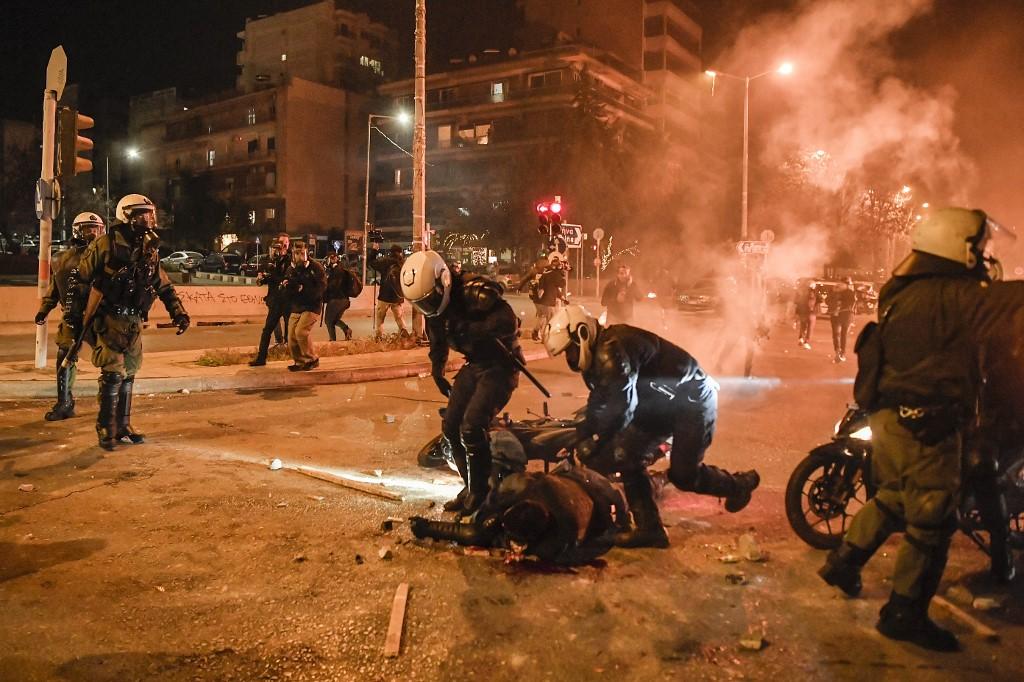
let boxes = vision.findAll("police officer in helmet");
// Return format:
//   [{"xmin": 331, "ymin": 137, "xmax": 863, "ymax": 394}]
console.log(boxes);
[
  {"xmin": 820, "ymin": 207, "xmax": 1024, "ymax": 651},
  {"xmin": 401, "ymin": 250, "xmax": 523, "ymax": 514},
  {"xmin": 34, "ymin": 212, "xmax": 106, "ymax": 420},
  {"xmin": 545, "ymin": 305, "xmax": 760, "ymax": 548},
  {"xmin": 77, "ymin": 194, "xmax": 190, "ymax": 450}
]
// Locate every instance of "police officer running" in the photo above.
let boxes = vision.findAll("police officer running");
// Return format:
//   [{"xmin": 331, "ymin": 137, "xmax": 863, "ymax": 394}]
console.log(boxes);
[
  {"xmin": 34, "ymin": 212, "xmax": 105, "ymax": 421},
  {"xmin": 545, "ymin": 305, "xmax": 760, "ymax": 547},
  {"xmin": 819, "ymin": 208, "xmax": 1024, "ymax": 651},
  {"xmin": 77, "ymin": 195, "xmax": 190, "ymax": 450},
  {"xmin": 250, "ymin": 235, "xmax": 291, "ymax": 366},
  {"xmin": 401, "ymin": 250, "xmax": 523, "ymax": 514}
]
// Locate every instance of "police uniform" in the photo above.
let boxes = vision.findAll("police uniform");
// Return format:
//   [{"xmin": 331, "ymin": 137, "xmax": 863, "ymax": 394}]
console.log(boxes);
[
  {"xmin": 35, "ymin": 238, "xmax": 95, "ymax": 419},
  {"xmin": 77, "ymin": 222, "xmax": 189, "ymax": 449}
]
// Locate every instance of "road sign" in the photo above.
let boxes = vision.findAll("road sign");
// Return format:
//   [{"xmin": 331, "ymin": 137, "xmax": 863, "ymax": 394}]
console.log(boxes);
[
  {"xmin": 46, "ymin": 46, "xmax": 67, "ymax": 99},
  {"xmin": 562, "ymin": 223, "xmax": 582, "ymax": 248},
  {"xmin": 760, "ymin": 229, "xmax": 775, "ymax": 243},
  {"xmin": 592, "ymin": 228, "xmax": 605, "ymax": 241},
  {"xmin": 736, "ymin": 240, "xmax": 770, "ymax": 255}
]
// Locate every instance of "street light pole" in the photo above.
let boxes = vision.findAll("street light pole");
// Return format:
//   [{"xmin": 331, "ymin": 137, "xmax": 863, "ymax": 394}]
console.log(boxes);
[
  {"xmin": 362, "ymin": 115, "xmax": 373, "ymax": 287},
  {"xmin": 742, "ymin": 76, "xmax": 750, "ymax": 240}
]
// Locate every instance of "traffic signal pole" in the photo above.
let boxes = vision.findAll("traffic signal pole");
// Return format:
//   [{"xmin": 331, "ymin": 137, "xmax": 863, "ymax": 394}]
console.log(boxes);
[{"xmin": 410, "ymin": 0, "xmax": 427, "ymax": 340}]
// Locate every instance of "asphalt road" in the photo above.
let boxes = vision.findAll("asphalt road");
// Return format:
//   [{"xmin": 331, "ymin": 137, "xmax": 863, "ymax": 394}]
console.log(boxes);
[{"xmin": 1, "ymin": 316, "xmax": 1021, "ymax": 680}]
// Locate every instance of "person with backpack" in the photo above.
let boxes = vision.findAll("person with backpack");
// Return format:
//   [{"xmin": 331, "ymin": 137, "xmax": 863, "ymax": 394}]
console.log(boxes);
[
  {"xmin": 371, "ymin": 244, "xmax": 410, "ymax": 339},
  {"xmin": 323, "ymin": 252, "xmax": 361, "ymax": 341}
]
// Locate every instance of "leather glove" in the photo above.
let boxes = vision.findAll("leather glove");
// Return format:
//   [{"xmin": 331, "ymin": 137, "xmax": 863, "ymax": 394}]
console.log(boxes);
[
  {"xmin": 575, "ymin": 435, "xmax": 600, "ymax": 461},
  {"xmin": 34, "ymin": 311, "xmax": 47, "ymax": 325},
  {"xmin": 433, "ymin": 374, "xmax": 452, "ymax": 398},
  {"xmin": 174, "ymin": 313, "xmax": 191, "ymax": 335}
]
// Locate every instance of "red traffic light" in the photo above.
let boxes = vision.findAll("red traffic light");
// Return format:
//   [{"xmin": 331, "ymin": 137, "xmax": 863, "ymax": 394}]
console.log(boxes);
[
  {"xmin": 536, "ymin": 202, "xmax": 549, "ymax": 214},
  {"xmin": 549, "ymin": 202, "xmax": 561, "ymax": 215}
]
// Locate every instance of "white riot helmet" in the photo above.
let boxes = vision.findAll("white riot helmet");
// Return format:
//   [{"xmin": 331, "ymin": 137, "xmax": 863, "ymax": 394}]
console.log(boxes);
[
  {"xmin": 72, "ymin": 212, "xmax": 105, "ymax": 238},
  {"xmin": 544, "ymin": 304, "xmax": 599, "ymax": 372},
  {"xmin": 911, "ymin": 207, "xmax": 991, "ymax": 269},
  {"xmin": 115, "ymin": 193, "xmax": 156, "ymax": 223},
  {"xmin": 401, "ymin": 250, "xmax": 452, "ymax": 317}
]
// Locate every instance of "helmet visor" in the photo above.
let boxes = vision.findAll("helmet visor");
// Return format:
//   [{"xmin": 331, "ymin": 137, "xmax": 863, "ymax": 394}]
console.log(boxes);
[{"xmin": 410, "ymin": 285, "xmax": 448, "ymax": 317}]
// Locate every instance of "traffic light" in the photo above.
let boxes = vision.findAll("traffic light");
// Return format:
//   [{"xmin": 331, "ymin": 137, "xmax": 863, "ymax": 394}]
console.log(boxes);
[
  {"xmin": 57, "ymin": 107, "xmax": 94, "ymax": 177},
  {"xmin": 536, "ymin": 202, "xmax": 550, "ymax": 234}
]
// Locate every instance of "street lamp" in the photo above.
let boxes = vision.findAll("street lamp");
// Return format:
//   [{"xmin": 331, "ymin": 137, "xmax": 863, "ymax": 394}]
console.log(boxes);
[
  {"xmin": 704, "ymin": 61, "xmax": 794, "ymax": 239},
  {"xmin": 362, "ymin": 112, "xmax": 410, "ymax": 285},
  {"xmin": 105, "ymin": 145, "xmax": 143, "ymax": 226}
]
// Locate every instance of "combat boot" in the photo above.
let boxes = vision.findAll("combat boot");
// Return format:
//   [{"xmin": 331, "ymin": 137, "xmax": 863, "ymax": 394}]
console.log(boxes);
[
  {"xmin": 96, "ymin": 372, "xmax": 122, "ymax": 451},
  {"xmin": 462, "ymin": 440, "xmax": 493, "ymax": 514},
  {"xmin": 818, "ymin": 542, "xmax": 873, "ymax": 597},
  {"xmin": 615, "ymin": 475, "xmax": 669, "ymax": 549},
  {"xmin": 443, "ymin": 437, "xmax": 470, "ymax": 513},
  {"xmin": 691, "ymin": 465, "xmax": 760, "ymax": 512},
  {"xmin": 45, "ymin": 350, "xmax": 76, "ymax": 421},
  {"xmin": 876, "ymin": 593, "xmax": 959, "ymax": 652},
  {"xmin": 116, "ymin": 376, "xmax": 145, "ymax": 444}
]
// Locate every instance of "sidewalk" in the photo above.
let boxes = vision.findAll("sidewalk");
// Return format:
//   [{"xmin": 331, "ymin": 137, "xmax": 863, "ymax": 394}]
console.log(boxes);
[{"xmin": 0, "ymin": 339, "xmax": 552, "ymax": 399}]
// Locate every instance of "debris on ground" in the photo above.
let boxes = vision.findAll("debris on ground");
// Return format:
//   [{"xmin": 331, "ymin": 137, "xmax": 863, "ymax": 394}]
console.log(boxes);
[
  {"xmin": 384, "ymin": 414, "xmax": 396, "ymax": 424},
  {"xmin": 380, "ymin": 517, "xmax": 404, "ymax": 532},
  {"xmin": 17, "ymin": 483, "xmax": 35, "ymax": 492},
  {"xmin": 378, "ymin": 547, "xmax": 393, "ymax": 561},
  {"xmin": 739, "ymin": 633, "xmax": 765, "ymax": 651},
  {"xmin": 292, "ymin": 554, "xmax": 307, "ymax": 563},
  {"xmin": 307, "ymin": 495, "xmax": 325, "ymax": 502},
  {"xmin": 933, "ymin": 595, "xmax": 1000, "ymax": 642},
  {"xmin": 973, "ymin": 596, "xmax": 1006, "ymax": 611},
  {"xmin": 275, "ymin": 501, "xmax": 288, "ymax": 508},
  {"xmin": 354, "ymin": 554, "xmax": 365, "ymax": 565},
  {"xmin": 291, "ymin": 466, "xmax": 403, "ymax": 501},
  {"xmin": 178, "ymin": 388, "xmax": 190, "ymax": 395},
  {"xmin": 268, "ymin": 458, "xmax": 283, "ymax": 470},
  {"xmin": 725, "ymin": 572, "xmax": 747, "ymax": 585},
  {"xmin": 738, "ymin": 533, "xmax": 767, "ymax": 562},
  {"xmin": 945, "ymin": 584, "xmax": 975, "ymax": 607},
  {"xmin": 384, "ymin": 582, "xmax": 410, "ymax": 658},
  {"xmin": 719, "ymin": 554, "xmax": 741, "ymax": 564}
]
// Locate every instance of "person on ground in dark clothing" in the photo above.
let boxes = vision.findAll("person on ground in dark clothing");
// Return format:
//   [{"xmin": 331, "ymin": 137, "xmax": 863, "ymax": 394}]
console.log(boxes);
[
  {"xmin": 829, "ymin": 278, "xmax": 856, "ymax": 362},
  {"xmin": 401, "ymin": 250, "xmax": 523, "ymax": 514},
  {"xmin": 795, "ymin": 282, "xmax": 817, "ymax": 350},
  {"xmin": 371, "ymin": 244, "xmax": 410, "ymax": 339},
  {"xmin": 410, "ymin": 459, "xmax": 627, "ymax": 565},
  {"xmin": 324, "ymin": 252, "xmax": 358, "ymax": 341},
  {"xmin": 283, "ymin": 240, "xmax": 327, "ymax": 371},
  {"xmin": 601, "ymin": 263, "xmax": 643, "ymax": 325},
  {"xmin": 250, "ymin": 236, "xmax": 292, "ymax": 366},
  {"xmin": 35, "ymin": 212, "xmax": 105, "ymax": 421},
  {"xmin": 544, "ymin": 305, "xmax": 760, "ymax": 548},
  {"xmin": 819, "ymin": 207, "xmax": 1024, "ymax": 651}
]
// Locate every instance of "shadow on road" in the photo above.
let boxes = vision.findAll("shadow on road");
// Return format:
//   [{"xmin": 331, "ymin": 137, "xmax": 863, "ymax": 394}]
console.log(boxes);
[{"xmin": 0, "ymin": 538, "xmax": 105, "ymax": 583}]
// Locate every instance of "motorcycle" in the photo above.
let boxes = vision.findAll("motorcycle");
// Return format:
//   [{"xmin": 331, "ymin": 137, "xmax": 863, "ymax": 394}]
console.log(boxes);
[{"xmin": 786, "ymin": 405, "xmax": 1024, "ymax": 558}]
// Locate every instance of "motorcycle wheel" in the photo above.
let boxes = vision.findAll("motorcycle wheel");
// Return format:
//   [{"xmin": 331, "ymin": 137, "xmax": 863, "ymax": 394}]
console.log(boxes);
[
  {"xmin": 785, "ymin": 452, "xmax": 869, "ymax": 550},
  {"xmin": 416, "ymin": 434, "xmax": 446, "ymax": 469}
]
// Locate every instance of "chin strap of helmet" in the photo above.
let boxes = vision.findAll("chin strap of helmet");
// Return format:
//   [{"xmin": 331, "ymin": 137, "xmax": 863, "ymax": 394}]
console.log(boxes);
[{"xmin": 575, "ymin": 321, "xmax": 595, "ymax": 372}]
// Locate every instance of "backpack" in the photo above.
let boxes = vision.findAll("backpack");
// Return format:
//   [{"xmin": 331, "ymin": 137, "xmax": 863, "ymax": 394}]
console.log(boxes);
[
  {"xmin": 853, "ymin": 304, "xmax": 893, "ymax": 411},
  {"xmin": 345, "ymin": 269, "xmax": 364, "ymax": 298}
]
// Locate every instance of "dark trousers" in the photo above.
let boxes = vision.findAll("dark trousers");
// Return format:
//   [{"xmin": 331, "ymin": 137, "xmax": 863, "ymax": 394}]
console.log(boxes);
[
  {"xmin": 831, "ymin": 312, "xmax": 852, "ymax": 355},
  {"xmin": 324, "ymin": 297, "xmax": 351, "ymax": 341},
  {"xmin": 798, "ymin": 312, "xmax": 815, "ymax": 342},
  {"xmin": 256, "ymin": 299, "xmax": 290, "ymax": 361},
  {"xmin": 441, "ymin": 363, "xmax": 519, "ymax": 469}
]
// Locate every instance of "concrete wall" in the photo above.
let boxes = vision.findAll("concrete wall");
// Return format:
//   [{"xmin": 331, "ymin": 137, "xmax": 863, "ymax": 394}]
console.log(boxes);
[{"xmin": 0, "ymin": 286, "xmax": 375, "ymax": 323}]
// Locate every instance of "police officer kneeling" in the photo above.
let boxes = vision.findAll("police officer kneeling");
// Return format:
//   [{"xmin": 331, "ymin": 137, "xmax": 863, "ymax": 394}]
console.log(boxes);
[
  {"xmin": 78, "ymin": 195, "xmax": 190, "ymax": 450},
  {"xmin": 401, "ymin": 250, "xmax": 523, "ymax": 514},
  {"xmin": 545, "ymin": 306, "xmax": 760, "ymax": 548},
  {"xmin": 820, "ymin": 208, "xmax": 1024, "ymax": 651}
]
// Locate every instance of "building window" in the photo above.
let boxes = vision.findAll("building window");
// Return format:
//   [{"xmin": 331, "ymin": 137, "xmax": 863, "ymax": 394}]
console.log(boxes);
[
  {"xmin": 247, "ymin": 108, "xmax": 256, "ymax": 125},
  {"xmin": 280, "ymin": 53, "xmax": 287, "ymax": 62},
  {"xmin": 528, "ymin": 70, "xmax": 562, "ymax": 90},
  {"xmin": 248, "ymin": 209, "xmax": 257, "ymax": 225},
  {"xmin": 437, "ymin": 124, "xmax": 452, "ymax": 149},
  {"xmin": 338, "ymin": 23, "xmax": 350, "ymax": 37},
  {"xmin": 266, "ymin": 172, "xmax": 276, "ymax": 190},
  {"xmin": 644, "ymin": 16, "xmax": 665, "ymax": 37},
  {"xmin": 644, "ymin": 51, "xmax": 665, "ymax": 71},
  {"xmin": 394, "ymin": 168, "xmax": 402, "ymax": 187},
  {"xmin": 226, "ymin": 177, "xmax": 235, "ymax": 191},
  {"xmin": 491, "ymin": 81, "xmax": 505, "ymax": 102},
  {"xmin": 247, "ymin": 139, "xmax": 259, "ymax": 155},
  {"xmin": 474, "ymin": 123, "xmax": 491, "ymax": 145},
  {"xmin": 266, "ymin": 208, "xmax": 276, "ymax": 219},
  {"xmin": 207, "ymin": 149, "xmax": 216, "ymax": 167},
  {"xmin": 359, "ymin": 55, "xmax": 383, "ymax": 76},
  {"xmin": 174, "ymin": 158, "xmax": 181, "ymax": 170},
  {"xmin": 267, "ymin": 136, "xmax": 276, "ymax": 151}
]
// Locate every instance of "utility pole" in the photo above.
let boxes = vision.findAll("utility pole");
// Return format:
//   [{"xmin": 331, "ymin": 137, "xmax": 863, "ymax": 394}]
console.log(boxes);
[
  {"xmin": 35, "ymin": 46, "xmax": 67, "ymax": 368},
  {"xmin": 411, "ymin": 0, "xmax": 427, "ymax": 339}
]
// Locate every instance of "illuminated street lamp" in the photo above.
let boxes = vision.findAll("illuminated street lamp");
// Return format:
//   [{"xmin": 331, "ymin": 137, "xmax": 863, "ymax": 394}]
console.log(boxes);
[
  {"xmin": 704, "ymin": 61, "xmax": 795, "ymax": 239},
  {"xmin": 362, "ymin": 112, "xmax": 410, "ymax": 285}
]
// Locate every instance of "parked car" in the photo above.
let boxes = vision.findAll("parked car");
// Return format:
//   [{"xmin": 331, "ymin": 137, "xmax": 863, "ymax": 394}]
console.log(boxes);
[
  {"xmin": 200, "ymin": 252, "xmax": 243, "ymax": 275},
  {"xmin": 494, "ymin": 265, "xmax": 523, "ymax": 292},
  {"xmin": 241, "ymin": 254, "xmax": 273, "ymax": 277},
  {"xmin": 161, "ymin": 250, "xmax": 204, "ymax": 272},
  {"xmin": 676, "ymin": 276, "xmax": 737, "ymax": 312}
]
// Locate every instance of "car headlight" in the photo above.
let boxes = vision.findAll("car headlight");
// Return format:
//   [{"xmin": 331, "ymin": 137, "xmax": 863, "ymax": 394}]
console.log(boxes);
[{"xmin": 849, "ymin": 426, "xmax": 872, "ymax": 441}]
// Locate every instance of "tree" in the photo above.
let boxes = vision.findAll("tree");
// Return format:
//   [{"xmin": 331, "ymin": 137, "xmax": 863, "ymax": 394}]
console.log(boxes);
[{"xmin": 854, "ymin": 185, "xmax": 916, "ymax": 272}]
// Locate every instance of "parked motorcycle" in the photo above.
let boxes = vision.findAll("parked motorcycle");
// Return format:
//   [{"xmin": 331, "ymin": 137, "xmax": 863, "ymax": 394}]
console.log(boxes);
[{"xmin": 785, "ymin": 405, "xmax": 1024, "ymax": 559}]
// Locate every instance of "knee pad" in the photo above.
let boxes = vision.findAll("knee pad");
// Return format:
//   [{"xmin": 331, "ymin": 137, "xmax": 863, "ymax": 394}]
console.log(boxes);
[{"xmin": 906, "ymin": 489, "xmax": 956, "ymax": 531}]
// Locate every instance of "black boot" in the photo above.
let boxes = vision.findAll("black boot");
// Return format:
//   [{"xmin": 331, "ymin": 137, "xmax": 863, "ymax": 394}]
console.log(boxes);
[
  {"xmin": 45, "ymin": 349, "xmax": 76, "ymax": 421},
  {"xmin": 692, "ymin": 465, "xmax": 760, "ymax": 512},
  {"xmin": 409, "ymin": 516, "xmax": 497, "ymax": 546},
  {"xmin": 116, "ymin": 376, "xmax": 145, "ymax": 444},
  {"xmin": 818, "ymin": 542, "xmax": 874, "ymax": 597},
  {"xmin": 615, "ymin": 474, "xmax": 670, "ymax": 548},
  {"xmin": 96, "ymin": 372, "xmax": 122, "ymax": 451},
  {"xmin": 876, "ymin": 592, "xmax": 959, "ymax": 652},
  {"xmin": 443, "ymin": 436, "xmax": 470, "ymax": 513},
  {"xmin": 462, "ymin": 438, "xmax": 493, "ymax": 514}
]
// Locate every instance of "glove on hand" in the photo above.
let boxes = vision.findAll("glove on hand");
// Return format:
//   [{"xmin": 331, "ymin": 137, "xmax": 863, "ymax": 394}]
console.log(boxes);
[
  {"xmin": 34, "ymin": 311, "xmax": 47, "ymax": 325},
  {"xmin": 174, "ymin": 314, "xmax": 191, "ymax": 335},
  {"xmin": 575, "ymin": 436, "xmax": 600, "ymax": 461}
]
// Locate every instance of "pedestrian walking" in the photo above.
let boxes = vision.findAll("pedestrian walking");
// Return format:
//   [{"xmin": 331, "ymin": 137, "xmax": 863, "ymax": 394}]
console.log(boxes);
[
  {"xmin": 283, "ymin": 240, "xmax": 327, "ymax": 371},
  {"xmin": 249, "ymin": 235, "xmax": 292, "ymax": 366},
  {"xmin": 600, "ymin": 263, "xmax": 643, "ymax": 325},
  {"xmin": 323, "ymin": 252, "xmax": 361, "ymax": 341},
  {"xmin": 530, "ymin": 255, "xmax": 568, "ymax": 341},
  {"xmin": 829, "ymin": 278, "xmax": 856, "ymax": 362},
  {"xmin": 794, "ymin": 282, "xmax": 817, "ymax": 350},
  {"xmin": 371, "ymin": 244, "xmax": 410, "ymax": 339}
]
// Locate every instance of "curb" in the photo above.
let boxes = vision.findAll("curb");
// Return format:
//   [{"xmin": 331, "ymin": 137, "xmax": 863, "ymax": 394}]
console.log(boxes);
[{"xmin": 0, "ymin": 348, "xmax": 552, "ymax": 399}]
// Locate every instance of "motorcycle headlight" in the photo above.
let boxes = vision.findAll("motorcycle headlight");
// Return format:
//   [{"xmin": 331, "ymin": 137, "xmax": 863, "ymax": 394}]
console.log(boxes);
[{"xmin": 849, "ymin": 426, "xmax": 872, "ymax": 441}]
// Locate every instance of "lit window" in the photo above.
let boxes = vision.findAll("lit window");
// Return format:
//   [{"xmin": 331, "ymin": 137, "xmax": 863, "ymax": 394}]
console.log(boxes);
[
  {"xmin": 266, "ymin": 208, "xmax": 276, "ymax": 219},
  {"xmin": 207, "ymin": 149, "xmax": 216, "ymax": 167},
  {"xmin": 249, "ymin": 209, "xmax": 257, "ymax": 225},
  {"xmin": 491, "ymin": 82, "xmax": 504, "ymax": 101},
  {"xmin": 438, "ymin": 124, "xmax": 452, "ymax": 148},
  {"xmin": 247, "ymin": 108, "xmax": 256, "ymax": 125},
  {"xmin": 394, "ymin": 169, "xmax": 402, "ymax": 187},
  {"xmin": 281, "ymin": 53, "xmax": 287, "ymax": 62},
  {"xmin": 359, "ymin": 55, "xmax": 383, "ymax": 76},
  {"xmin": 475, "ymin": 123, "xmax": 491, "ymax": 145}
]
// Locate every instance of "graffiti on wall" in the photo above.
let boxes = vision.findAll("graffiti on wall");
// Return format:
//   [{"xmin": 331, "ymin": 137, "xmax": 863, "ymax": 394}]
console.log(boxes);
[{"xmin": 176, "ymin": 288, "xmax": 265, "ymax": 307}]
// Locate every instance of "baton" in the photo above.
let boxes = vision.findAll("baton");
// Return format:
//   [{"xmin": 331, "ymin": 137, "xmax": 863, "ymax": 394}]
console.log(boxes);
[{"xmin": 494, "ymin": 337, "xmax": 550, "ymax": 398}]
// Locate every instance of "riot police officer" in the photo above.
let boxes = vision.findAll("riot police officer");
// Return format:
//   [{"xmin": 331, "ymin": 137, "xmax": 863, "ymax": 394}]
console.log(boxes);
[
  {"xmin": 35, "ymin": 212, "xmax": 105, "ymax": 421},
  {"xmin": 545, "ymin": 305, "xmax": 760, "ymax": 548},
  {"xmin": 819, "ymin": 208, "xmax": 1024, "ymax": 651},
  {"xmin": 401, "ymin": 250, "xmax": 523, "ymax": 514},
  {"xmin": 77, "ymin": 194, "xmax": 190, "ymax": 450}
]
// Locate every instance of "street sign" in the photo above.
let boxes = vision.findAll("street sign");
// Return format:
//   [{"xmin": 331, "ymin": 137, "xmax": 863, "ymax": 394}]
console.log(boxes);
[
  {"xmin": 46, "ymin": 46, "xmax": 67, "ymax": 99},
  {"xmin": 592, "ymin": 228, "xmax": 605, "ymax": 241},
  {"xmin": 562, "ymin": 223, "xmax": 582, "ymax": 248},
  {"xmin": 760, "ymin": 229, "xmax": 775, "ymax": 243},
  {"xmin": 34, "ymin": 179, "xmax": 45, "ymax": 220},
  {"xmin": 736, "ymin": 240, "xmax": 769, "ymax": 255}
]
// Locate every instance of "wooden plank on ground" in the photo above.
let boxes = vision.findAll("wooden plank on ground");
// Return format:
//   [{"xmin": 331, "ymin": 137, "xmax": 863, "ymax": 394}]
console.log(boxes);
[
  {"xmin": 384, "ymin": 582, "xmax": 410, "ymax": 658},
  {"xmin": 933, "ymin": 596, "xmax": 999, "ymax": 642},
  {"xmin": 292, "ymin": 466, "xmax": 403, "ymax": 502}
]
